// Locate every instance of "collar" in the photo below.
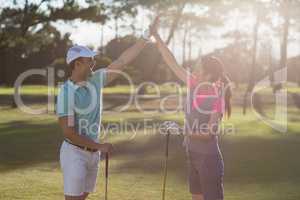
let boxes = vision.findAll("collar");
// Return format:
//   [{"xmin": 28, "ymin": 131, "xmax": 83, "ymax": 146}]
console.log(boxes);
[{"xmin": 67, "ymin": 79, "xmax": 81, "ymax": 90}]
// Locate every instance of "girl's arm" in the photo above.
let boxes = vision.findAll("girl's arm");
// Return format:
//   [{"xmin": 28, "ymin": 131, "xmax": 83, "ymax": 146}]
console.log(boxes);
[{"xmin": 152, "ymin": 30, "xmax": 190, "ymax": 84}]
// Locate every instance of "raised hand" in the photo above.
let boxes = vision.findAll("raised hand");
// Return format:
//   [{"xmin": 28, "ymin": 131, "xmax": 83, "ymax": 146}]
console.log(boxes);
[
  {"xmin": 150, "ymin": 15, "xmax": 161, "ymax": 37},
  {"xmin": 98, "ymin": 143, "xmax": 114, "ymax": 154},
  {"xmin": 149, "ymin": 13, "xmax": 189, "ymax": 83}
]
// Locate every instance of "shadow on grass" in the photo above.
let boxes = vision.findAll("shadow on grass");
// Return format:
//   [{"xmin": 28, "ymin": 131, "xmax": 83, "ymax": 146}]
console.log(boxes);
[
  {"xmin": 112, "ymin": 126, "xmax": 300, "ymax": 184},
  {"xmin": 0, "ymin": 118, "xmax": 178, "ymax": 173},
  {"xmin": 0, "ymin": 120, "xmax": 63, "ymax": 172},
  {"xmin": 1, "ymin": 118, "xmax": 300, "ymax": 186},
  {"xmin": 220, "ymin": 132, "xmax": 300, "ymax": 183}
]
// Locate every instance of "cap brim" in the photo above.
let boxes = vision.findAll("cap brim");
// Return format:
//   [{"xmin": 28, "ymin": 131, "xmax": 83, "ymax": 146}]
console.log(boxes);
[
  {"xmin": 91, "ymin": 51, "xmax": 98, "ymax": 57},
  {"xmin": 82, "ymin": 51, "xmax": 98, "ymax": 58}
]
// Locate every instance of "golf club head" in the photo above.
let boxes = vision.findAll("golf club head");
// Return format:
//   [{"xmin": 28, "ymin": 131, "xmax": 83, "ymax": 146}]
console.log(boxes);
[{"xmin": 160, "ymin": 121, "xmax": 182, "ymax": 135}]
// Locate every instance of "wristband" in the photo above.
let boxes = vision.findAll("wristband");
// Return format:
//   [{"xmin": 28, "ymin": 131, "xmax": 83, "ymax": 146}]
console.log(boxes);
[{"xmin": 141, "ymin": 29, "xmax": 151, "ymax": 41}]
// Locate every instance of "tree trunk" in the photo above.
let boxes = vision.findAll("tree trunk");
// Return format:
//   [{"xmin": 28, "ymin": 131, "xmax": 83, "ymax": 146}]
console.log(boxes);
[
  {"xmin": 280, "ymin": 0, "xmax": 290, "ymax": 70},
  {"xmin": 188, "ymin": 32, "xmax": 192, "ymax": 62},
  {"xmin": 182, "ymin": 26, "xmax": 188, "ymax": 65},
  {"xmin": 115, "ymin": 17, "xmax": 119, "ymax": 39},
  {"xmin": 100, "ymin": 25, "xmax": 104, "ymax": 55},
  {"xmin": 268, "ymin": 44, "xmax": 275, "ymax": 93},
  {"xmin": 243, "ymin": 5, "xmax": 261, "ymax": 115},
  {"xmin": 165, "ymin": 0, "xmax": 187, "ymax": 45}
]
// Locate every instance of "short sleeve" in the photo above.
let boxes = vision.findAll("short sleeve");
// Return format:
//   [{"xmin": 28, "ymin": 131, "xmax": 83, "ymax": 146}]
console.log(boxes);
[
  {"xmin": 212, "ymin": 97, "xmax": 225, "ymax": 114},
  {"xmin": 90, "ymin": 68, "xmax": 107, "ymax": 88},
  {"xmin": 56, "ymin": 85, "xmax": 75, "ymax": 118},
  {"xmin": 187, "ymin": 74, "xmax": 197, "ymax": 88}
]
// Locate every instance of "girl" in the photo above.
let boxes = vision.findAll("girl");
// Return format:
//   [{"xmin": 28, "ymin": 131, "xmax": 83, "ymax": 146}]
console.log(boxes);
[{"xmin": 151, "ymin": 18, "xmax": 232, "ymax": 200}]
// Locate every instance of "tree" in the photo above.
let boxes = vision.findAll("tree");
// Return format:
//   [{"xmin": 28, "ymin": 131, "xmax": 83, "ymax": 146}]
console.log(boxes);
[
  {"xmin": 0, "ymin": 0, "xmax": 109, "ymax": 107},
  {"xmin": 242, "ymin": 2, "xmax": 263, "ymax": 115},
  {"xmin": 103, "ymin": 35, "xmax": 162, "ymax": 85},
  {"xmin": 0, "ymin": 0, "xmax": 108, "ymax": 86},
  {"xmin": 108, "ymin": 2, "xmax": 138, "ymax": 39},
  {"xmin": 111, "ymin": 0, "xmax": 188, "ymax": 47}
]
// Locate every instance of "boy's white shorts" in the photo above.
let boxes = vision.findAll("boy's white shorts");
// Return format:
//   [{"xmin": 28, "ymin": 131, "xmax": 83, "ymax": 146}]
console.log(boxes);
[{"xmin": 60, "ymin": 141, "xmax": 101, "ymax": 196}]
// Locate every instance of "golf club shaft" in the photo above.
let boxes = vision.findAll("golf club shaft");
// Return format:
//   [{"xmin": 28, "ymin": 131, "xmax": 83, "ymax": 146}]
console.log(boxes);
[
  {"xmin": 105, "ymin": 153, "xmax": 109, "ymax": 200},
  {"xmin": 162, "ymin": 133, "xmax": 170, "ymax": 200}
]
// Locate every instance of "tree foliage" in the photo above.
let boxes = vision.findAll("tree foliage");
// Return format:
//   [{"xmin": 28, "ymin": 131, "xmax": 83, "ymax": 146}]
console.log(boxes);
[{"xmin": 0, "ymin": 0, "xmax": 107, "ymax": 86}]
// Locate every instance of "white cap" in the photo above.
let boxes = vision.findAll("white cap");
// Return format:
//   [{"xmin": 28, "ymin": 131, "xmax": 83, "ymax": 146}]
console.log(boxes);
[{"xmin": 66, "ymin": 45, "xmax": 98, "ymax": 64}]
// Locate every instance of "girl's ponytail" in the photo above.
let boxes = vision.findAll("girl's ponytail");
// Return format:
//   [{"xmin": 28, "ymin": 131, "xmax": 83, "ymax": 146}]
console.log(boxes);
[{"xmin": 221, "ymin": 74, "xmax": 232, "ymax": 118}]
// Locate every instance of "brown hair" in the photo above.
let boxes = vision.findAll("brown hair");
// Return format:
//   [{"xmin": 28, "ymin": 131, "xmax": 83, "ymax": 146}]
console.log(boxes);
[
  {"xmin": 69, "ymin": 57, "xmax": 83, "ymax": 71},
  {"xmin": 67, "ymin": 57, "xmax": 82, "ymax": 77},
  {"xmin": 201, "ymin": 56, "xmax": 232, "ymax": 117}
]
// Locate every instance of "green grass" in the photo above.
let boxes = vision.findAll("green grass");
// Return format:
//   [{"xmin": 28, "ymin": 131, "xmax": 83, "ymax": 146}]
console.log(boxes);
[
  {"xmin": 0, "ymin": 84, "xmax": 193, "ymax": 96},
  {"xmin": 0, "ymin": 85, "xmax": 58, "ymax": 96},
  {"xmin": 0, "ymin": 85, "xmax": 134, "ymax": 96},
  {"xmin": 0, "ymin": 104, "xmax": 300, "ymax": 200},
  {"xmin": 1, "ymin": 83, "xmax": 300, "ymax": 97},
  {"xmin": 2, "ymin": 84, "xmax": 300, "ymax": 98}
]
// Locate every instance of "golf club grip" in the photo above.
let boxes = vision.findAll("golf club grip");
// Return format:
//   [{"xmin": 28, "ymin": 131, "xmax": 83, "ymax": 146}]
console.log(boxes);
[
  {"xmin": 165, "ymin": 133, "xmax": 170, "ymax": 157},
  {"xmin": 104, "ymin": 153, "xmax": 109, "ymax": 200},
  {"xmin": 105, "ymin": 153, "xmax": 109, "ymax": 178}
]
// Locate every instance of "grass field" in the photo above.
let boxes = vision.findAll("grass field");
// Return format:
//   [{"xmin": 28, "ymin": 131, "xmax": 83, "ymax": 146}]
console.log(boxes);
[
  {"xmin": 0, "ymin": 85, "xmax": 133, "ymax": 96},
  {"xmin": 1, "ymin": 87, "xmax": 300, "ymax": 200},
  {"xmin": 1, "ymin": 84, "xmax": 300, "ymax": 96}
]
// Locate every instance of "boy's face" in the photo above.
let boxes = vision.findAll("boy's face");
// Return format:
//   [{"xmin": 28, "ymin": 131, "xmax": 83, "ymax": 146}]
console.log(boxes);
[{"xmin": 75, "ymin": 57, "xmax": 96, "ymax": 78}]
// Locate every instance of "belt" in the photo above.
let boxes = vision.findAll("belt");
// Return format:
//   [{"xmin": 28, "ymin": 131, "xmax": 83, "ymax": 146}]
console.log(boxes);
[{"xmin": 64, "ymin": 139, "xmax": 98, "ymax": 152}]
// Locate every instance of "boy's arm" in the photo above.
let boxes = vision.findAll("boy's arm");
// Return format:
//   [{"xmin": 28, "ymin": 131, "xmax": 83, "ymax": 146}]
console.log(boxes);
[
  {"xmin": 59, "ymin": 116, "xmax": 113, "ymax": 153},
  {"xmin": 106, "ymin": 38, "xmax": 148, "ymax": 83}
]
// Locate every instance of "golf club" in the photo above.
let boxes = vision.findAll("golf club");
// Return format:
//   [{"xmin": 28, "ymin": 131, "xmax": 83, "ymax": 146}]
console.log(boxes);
[
  {"xmin": 105, "ymin": 152, "xmax": 109, "ymax": 200},
  {"xmin": 161, "ymin": 121, "xmax": 182, "ymax": 200},
  {"xmin": 161, "ymin": 131, "xmax": 170, "ymax": 200}
]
